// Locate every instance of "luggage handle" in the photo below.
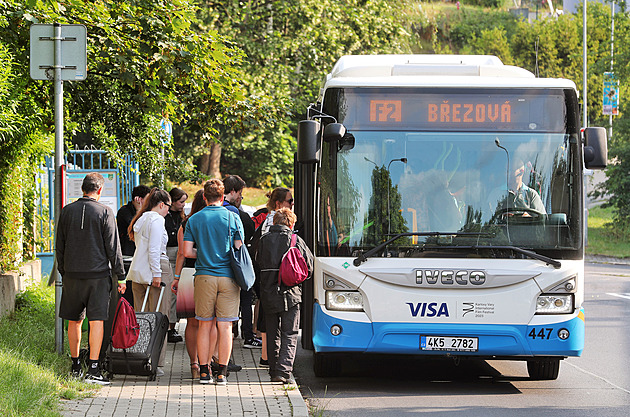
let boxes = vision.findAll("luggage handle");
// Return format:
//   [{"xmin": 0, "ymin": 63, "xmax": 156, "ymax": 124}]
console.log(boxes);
[{"xmin": 141, "ymin": 282, "xmax": 166, "ymax": 313}]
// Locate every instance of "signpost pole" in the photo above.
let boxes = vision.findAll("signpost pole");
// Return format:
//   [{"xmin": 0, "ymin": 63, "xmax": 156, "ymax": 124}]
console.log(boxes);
[
  {"xmin": 53, "ymin": 22, "xmax": 65, "ymax": 354},
  {"xmin": 610, "ymin": 2, "xmax": 615, "ymax": 140},
  {"xmin": 30, "ymin": 22, "xmax": 87, "ymax": 355}
]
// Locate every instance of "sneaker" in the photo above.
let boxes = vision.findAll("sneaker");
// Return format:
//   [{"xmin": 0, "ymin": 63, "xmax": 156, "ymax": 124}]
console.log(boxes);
[
  {"xmin": 155, "ymin": 367, "xmax": 165, "ymax": 377},
  {"xmin": 167, "ymin": 329, "xmax": 183, "ymax": 343},
  {"xmin": 70, "ymin": 368, "xmax": 84, "ymax": 380},
  {"xmin": 259, "ymin": 358, "xmax": 269, "ymax": 367},
  {"xmin": 200, "ymin": 370, "xmax": 213, "ymax": 384},
  {"xmin": 270, "ymin": 375, "xmax": 286, "ymax": 383},
  {"xmin": 284, "ymin": 374, "xmax": 296, "ymax": 385},
  {"xmin": 215, "ymin": 374, "xmax": 227, "ymax": 386},
  {"xmin": 84, "ymin": 372, "xmax": 111, "ymax": 386},
  {"xmin": 244, "ymin": 338, "xmax": 263, "ymax": 349},
  {"xmin": 228, "ymin": 361, "xmax": 242, "ymax": 372}
]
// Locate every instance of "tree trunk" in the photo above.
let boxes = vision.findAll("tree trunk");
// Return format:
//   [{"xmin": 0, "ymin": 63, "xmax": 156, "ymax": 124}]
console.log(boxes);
[
  {"xmin": 196, "ymin": 137, "xmax": 222, "ymax": 178},
  {"xmin": 198, "ymin": 153, "xmax": 210, "ymax": 175},
  {"xmin": 209, "ymin": 141, "xmax": 221, "ymax": 179}
]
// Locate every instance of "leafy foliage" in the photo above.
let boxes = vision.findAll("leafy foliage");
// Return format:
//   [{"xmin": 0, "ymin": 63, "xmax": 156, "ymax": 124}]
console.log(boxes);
[
  {"xmin": 0, "ymin": 36, "xmax": 50, "ymax": 272},
  {"xmin": 193, "ymin": 0, "xmax": 419, "ymax": 187},
  {"xmin": 0, "ymin": 0, "xmax": 251, "ymax": 270},
  {"xmin": 0, "ymin": 0, "xmax": 250, "ymax": 182}
]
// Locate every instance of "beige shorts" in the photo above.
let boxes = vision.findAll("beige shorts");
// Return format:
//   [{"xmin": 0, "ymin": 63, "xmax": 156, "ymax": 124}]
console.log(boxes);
[{"xmin": 194, "ymin": 274, "xmax": 240, "ymax": 321}]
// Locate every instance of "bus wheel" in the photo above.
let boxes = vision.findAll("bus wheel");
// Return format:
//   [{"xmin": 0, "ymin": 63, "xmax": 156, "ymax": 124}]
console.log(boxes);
[
  {"xmin": 527, "ymin": 358, "xmax": 560, "ymax": 380},
  {"xmin": 313, "ymin": 352, "xmax": 341, "ymax": 377}
]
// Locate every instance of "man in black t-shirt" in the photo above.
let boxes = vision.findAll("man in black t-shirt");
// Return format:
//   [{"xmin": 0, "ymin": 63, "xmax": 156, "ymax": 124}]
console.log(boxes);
[{"xmin": 223, "ymin": 175, "xmax": 259, "ymax": 348}]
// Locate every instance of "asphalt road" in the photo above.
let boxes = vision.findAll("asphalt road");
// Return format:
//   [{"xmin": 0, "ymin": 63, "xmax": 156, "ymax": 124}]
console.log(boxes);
[{"xmin": 294, "ymin": 261, "xmax": 630, "ymax": 416}]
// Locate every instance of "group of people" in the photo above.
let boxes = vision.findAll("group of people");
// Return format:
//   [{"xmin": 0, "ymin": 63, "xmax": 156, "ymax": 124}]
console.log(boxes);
[{"xmin": 56, "ymin": 172, "xmax": 313, "ymax": 387}]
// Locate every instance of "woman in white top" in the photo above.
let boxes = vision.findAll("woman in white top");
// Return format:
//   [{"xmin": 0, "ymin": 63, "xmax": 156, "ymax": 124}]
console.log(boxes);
[{"xmin": 126, "ymin": 188, "xmax": 173, "ymax": 375}]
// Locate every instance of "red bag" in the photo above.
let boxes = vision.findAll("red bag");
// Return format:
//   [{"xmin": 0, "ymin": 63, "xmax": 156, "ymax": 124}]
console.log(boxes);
[
  {"xmin": 278, "ymin": 234, "xmax": 309, "ymax": 287},
  {"xmin": 111, "ymin": 296, "xmax": 140, "ymax": 349}
]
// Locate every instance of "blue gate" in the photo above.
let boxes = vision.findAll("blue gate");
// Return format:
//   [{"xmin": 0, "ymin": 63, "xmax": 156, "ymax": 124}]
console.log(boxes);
[{"xmin": 37, "ymin": 150, "xmax": 139, "ymax": 275}]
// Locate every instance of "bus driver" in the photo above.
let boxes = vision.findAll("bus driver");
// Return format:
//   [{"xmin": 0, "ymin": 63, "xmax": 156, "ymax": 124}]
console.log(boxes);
[{"xmin": 497, "ymin": 159, "xmax": 546, "ymax": 215}]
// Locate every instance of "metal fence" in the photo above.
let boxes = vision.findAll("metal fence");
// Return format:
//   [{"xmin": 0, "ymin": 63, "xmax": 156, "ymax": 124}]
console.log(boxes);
[{"xmin": 36, "ymin": 150, "xmax": 139, "ymax": 256}]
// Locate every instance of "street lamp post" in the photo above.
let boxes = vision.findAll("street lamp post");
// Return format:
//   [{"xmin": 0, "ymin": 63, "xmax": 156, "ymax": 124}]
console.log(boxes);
[{"xmin": 387, "ymin": 158, "xmax": 408, "ymax": 237}]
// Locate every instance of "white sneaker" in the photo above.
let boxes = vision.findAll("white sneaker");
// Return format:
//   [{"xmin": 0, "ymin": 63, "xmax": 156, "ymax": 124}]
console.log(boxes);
[
  {"xmin": 84, "ymin": 372, "xmax": 111, "ymax": 385},
  {"xmin": 156, "ymin": 367, "xmax": 165, "ymax": 377}
]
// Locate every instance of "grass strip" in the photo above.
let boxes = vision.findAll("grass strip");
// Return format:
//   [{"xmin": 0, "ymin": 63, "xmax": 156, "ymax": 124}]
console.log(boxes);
[
  {"xmin": 587, "ymin": 205, "xmax": 630, "ymax": 258},
  {"xmin": 0, "ymin": 283, "xmax": 95, "ymax": 416}
]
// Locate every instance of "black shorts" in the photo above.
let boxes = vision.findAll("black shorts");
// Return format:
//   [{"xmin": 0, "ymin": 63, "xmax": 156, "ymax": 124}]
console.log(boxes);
[
  {"xmin": 59, "ymin": 277, "xmax": 112, "ymax": 321},
  {"xmin": 257, "ymin": 302, "xmax": 266, "ymax": 333}
]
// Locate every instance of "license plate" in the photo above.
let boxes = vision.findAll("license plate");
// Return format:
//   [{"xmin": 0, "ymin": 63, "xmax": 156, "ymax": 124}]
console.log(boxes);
[{"xmin": 420, "ymin": 335, "xmax": 478, "ymax": 352}]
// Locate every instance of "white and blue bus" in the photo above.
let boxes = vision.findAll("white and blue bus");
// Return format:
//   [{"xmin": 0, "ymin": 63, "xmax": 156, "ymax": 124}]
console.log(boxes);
[{"xmin": 295, "ymin": 55, "xmax": 608, "ymax": 380}]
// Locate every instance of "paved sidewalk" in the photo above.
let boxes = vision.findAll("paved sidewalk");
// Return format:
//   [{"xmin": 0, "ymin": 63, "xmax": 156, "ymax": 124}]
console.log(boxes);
[{"xmin": 61, "ymin": 325, "xmax": 309, "ymax": 417}]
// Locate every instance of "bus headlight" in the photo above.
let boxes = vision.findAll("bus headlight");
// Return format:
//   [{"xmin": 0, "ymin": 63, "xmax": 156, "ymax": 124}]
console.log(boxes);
[
  {"xmin": 326, "ymin": 291, "xmax": 364, "ymax": 311},
  {"xmin": 535, "ymin": 294, "xmax": 573, "ymax": 314}
]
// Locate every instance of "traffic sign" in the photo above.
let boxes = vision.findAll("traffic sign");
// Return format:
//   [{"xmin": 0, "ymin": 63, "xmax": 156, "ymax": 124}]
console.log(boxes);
[{"xmin": 30, "ymin": 24, "xmax": 87, "ymax": 81}]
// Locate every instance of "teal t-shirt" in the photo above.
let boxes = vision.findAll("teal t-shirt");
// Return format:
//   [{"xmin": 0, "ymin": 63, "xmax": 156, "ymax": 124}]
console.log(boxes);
[{"xmin": 183, "ymin": 205, "xmax": 244, "ymax": 278}]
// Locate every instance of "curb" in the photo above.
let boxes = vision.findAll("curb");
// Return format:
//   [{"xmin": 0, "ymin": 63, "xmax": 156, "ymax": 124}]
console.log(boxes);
[{"xmin": 585, "ymin": 254, "xmax": 630, "ymax": 266}]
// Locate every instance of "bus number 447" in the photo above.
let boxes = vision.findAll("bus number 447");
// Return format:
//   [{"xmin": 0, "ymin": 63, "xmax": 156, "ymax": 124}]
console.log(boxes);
[{"xmin": 529, "ymin": 328, "xmax": 553, "ymax": 340}]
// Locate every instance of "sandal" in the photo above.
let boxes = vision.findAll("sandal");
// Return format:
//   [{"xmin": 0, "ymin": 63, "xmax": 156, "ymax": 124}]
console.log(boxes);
[{"xmin": 191, "ymin": 363, "xmax": 200, "ymax": 380}]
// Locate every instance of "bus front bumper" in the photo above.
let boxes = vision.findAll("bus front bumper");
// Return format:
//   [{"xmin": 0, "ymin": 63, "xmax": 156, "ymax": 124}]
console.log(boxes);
[{"xmin": 312, "ymin": 304, "xmax": 584, "ymax": 357}]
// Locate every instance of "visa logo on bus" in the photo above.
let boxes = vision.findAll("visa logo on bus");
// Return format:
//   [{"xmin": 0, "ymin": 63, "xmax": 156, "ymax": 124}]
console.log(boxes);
[{"xmin": 406, "ymin": 302, "xmax": 450, "ymax": 317}]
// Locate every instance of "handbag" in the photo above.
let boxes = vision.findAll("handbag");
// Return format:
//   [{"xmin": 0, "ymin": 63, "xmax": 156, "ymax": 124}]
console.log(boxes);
[{"xmin": 228, "ymin": 212, "xmax": 255, "ymax": 291}]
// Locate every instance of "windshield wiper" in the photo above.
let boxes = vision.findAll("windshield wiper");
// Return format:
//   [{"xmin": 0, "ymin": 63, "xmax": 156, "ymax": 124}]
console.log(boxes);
[
  {"xmin": 353, "ymin": 233, "xmax": 562, "ymax": 269},
  {"xmin": 352, "ymin": 232, "xmax": 492, "ymax": 267}
]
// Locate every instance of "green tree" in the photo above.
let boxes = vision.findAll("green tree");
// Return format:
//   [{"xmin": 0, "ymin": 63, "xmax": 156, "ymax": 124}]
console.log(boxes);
[
  {"xmin": 0, "ymin": 0, "xmax": 252, "ymax": 270},
  {"xmin": 193, "ymin": 0, "xmax": 418, "ymax": 187},
  {"xmin": 0, "ymin": 39, "xmax": 50, "ymax": 271},
  {"xmin": 461, "ymin": 27, "xmax": 514, "ymax": 64},
  {"xmin": 0, "ymin": 0, "xmax": 249, "ymax": 182},
  {"xmin": 587, "ymin": 3, "xmax": 630, "ymax": 236}
]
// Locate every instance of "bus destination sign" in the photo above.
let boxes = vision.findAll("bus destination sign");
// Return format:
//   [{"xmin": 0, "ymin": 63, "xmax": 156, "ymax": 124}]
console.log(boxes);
[{"xmin": 333, "ymin": 88, "xmax": 566, "ymax": 132}]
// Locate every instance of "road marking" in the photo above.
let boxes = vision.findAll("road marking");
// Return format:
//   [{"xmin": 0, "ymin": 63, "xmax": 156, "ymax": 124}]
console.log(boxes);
[
  {"xmin": 565, "ymin": 361, "xmax": 630, "ymax": 395},
  {"xmin": 607, "ymin": 293, "xmax": 630, "ymax": 300}
]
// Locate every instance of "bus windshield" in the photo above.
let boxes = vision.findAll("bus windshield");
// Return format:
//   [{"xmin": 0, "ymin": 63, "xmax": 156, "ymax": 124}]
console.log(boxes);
[{"xmin": 317, "ymin": 89, "xmax": 582, "ymax": 259}]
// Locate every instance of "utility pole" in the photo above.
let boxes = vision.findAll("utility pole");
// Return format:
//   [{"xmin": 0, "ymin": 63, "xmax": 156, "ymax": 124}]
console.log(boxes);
[
  {"xmin": 610, "ymin": 1, "xmax": 615, "ymax": 140},
  {"xmin": 583, "ymin": 0, "xmax": 588, "ymax": 127}
]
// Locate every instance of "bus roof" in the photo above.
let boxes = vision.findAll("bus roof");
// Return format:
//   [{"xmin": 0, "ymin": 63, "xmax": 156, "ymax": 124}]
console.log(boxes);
[{"xmin": 324, "ymin": 55, "xmax": 577, "ymax": 91}]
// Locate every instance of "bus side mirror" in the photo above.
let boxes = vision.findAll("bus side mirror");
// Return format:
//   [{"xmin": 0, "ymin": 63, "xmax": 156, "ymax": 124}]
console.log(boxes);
[
  {"xmin": 323, "ymin": 123, "xmax": 354, "ymax": 151},
  {"xmin": 323, "ymin": 123, "xmax": 346, "ymax": 142},
  {"xmin": 297, "ymin": 120, "xmax": 321, "ymax": 163},
  {"xmin": 583, "ymin": 127, "xmax": 607, "ymax": 169}
]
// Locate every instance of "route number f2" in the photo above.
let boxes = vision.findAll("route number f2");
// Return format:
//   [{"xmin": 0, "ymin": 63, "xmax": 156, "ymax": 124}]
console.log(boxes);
[
  {"xmin": 370, "ymin": 100, "xmax": 402, "ymax": 122},
  {"xmin": 528, "ymin": 328, "xmax": 553, "ymax": 340}
]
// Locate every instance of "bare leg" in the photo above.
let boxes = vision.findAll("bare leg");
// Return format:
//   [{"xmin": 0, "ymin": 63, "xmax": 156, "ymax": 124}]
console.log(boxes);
[
  {"xmin": 216, "ymin": 321, "xmax": 234, "ymax": 366},
  {"xmin": 87, "ymin": 320, "xmax": 104, "ymax": 361},
  {"xmin": 67, "ymin": 320, "xmax": 83, "ymax": 358},
  {"xmin": 197, "ymin": 319, "xmax": 216, "ymax": 367},
  {"xmin": 185, "ymin": 317, "xmax": 199, "ymax": 364},
  {"xmin": 261, "ymin": 332, "xmax": 268, "ymax": 361}
]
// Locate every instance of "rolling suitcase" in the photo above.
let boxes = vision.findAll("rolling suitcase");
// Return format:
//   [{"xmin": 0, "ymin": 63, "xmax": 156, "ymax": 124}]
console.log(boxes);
[{"xmin": 105, "ymin": 283, "xmax": 169, "ymax": 381}]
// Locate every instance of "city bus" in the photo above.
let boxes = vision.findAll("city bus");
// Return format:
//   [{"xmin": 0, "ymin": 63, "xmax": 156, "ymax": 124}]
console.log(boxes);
[{"xmin": 294, "ymin": 55, "xmax": 608, "ymax": 380}]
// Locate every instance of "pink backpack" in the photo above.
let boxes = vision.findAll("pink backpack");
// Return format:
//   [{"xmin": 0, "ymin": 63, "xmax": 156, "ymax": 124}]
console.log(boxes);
[
  {"xmin": 278, "ymin": 234, "xmax": 309, "ymax": 287},
  {"xmin": 111, "ymin": 297, "xmax": 140, "ymax": 349}
]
